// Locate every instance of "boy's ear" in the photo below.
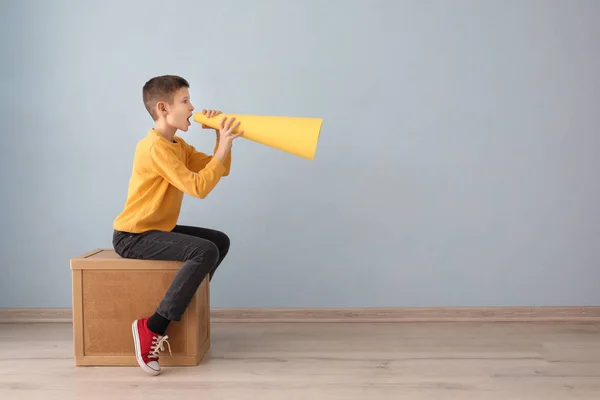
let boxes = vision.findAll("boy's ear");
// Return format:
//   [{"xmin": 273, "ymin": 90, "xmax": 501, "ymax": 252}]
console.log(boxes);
[{"xmin": 156, "ymin": 101, "xmax": 168, "ymax": 116}]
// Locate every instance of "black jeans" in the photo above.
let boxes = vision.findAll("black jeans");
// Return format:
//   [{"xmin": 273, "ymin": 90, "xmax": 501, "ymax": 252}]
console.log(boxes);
[{"xmin": 112, "ymin": 225, "xmax": 230, "ymax": 321}]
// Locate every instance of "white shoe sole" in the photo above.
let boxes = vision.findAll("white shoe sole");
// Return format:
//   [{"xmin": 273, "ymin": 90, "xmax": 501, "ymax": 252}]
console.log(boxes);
[{"xmin": 131, "ymin": 320, "xmax": 160, "ymax": 376}]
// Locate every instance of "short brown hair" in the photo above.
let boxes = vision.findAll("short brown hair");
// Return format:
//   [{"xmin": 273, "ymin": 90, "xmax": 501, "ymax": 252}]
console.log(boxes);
[{"xmin": 142, "ymin": 75, "xmax": 189, "ymax": 120}]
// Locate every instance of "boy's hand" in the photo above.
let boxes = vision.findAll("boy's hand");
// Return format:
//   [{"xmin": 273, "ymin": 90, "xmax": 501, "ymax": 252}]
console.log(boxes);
[
  {"xmin": 200, "ymin": 109, "xmax": 222, "ymax": 129},
  {"xmin": 219, "ymin": 116, "xmax": 243, "ymax": 144},
  {"xmin": 214, "ymin": 116, "xmax": 243, "ymax": 163}
]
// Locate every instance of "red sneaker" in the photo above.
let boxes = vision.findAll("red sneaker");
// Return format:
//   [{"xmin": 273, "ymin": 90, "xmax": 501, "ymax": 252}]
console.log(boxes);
[{"xmin": 131, "ymin": 318, "xmax": 172, "ymax": 375}]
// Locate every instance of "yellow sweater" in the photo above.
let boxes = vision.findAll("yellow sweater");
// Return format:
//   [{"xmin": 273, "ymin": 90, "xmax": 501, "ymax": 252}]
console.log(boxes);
[{"xmin": 113, "ymin": 129, "xmax": 231, "ymax": 233}]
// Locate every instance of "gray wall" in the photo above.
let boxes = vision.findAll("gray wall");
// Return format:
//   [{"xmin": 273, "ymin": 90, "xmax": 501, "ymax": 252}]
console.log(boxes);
[{"xmin": 1, "ymin": 0, "xmax": 599, "ymax": 309}]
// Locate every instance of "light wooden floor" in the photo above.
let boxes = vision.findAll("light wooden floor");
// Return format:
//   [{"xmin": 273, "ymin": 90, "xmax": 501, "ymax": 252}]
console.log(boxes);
[{"xmin": 1, "ymin": 321, "xmax": 599, "ymax": 399}]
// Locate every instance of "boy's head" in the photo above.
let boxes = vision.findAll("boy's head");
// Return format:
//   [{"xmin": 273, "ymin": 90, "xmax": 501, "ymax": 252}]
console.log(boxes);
[{"xmin": 142, "ymin": 75, "xmax": 195, "ymax": 132}]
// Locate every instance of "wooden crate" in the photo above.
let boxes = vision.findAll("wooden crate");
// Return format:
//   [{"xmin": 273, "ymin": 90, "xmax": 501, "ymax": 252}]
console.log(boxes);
[{"xmin": 70, "ymin": 249, "xmax": 210, "ymax": 366}]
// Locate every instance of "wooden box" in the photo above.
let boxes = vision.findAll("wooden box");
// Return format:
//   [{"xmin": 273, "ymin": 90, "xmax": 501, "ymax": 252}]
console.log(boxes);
[{"xmin": 70, "ymin": 249, "xmax": 210, "ymax": 366}]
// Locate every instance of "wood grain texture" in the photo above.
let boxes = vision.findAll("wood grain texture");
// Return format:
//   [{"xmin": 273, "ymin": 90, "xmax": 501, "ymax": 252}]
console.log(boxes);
[{"xmin": 0, "ymin": 321, "xmax": 599, "ymax": 399}]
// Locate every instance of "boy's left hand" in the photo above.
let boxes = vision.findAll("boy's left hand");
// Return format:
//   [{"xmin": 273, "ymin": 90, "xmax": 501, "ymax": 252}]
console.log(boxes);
[{"xmin": 200, "ymin": 109, "xmax": 222, "ymax": 129}]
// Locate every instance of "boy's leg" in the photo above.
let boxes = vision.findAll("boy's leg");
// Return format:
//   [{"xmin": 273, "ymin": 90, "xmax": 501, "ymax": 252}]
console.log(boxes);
[
  {"xmin": 112, "ymin": 229, "xmax": 219, "ymax": 375},
  {"xmin": 170, "ymin": 224, "xmax": 230, "ymax": 281},
  {"xmin": 114, "ymin": 228, "xmax": 219, "ymax": 322}
]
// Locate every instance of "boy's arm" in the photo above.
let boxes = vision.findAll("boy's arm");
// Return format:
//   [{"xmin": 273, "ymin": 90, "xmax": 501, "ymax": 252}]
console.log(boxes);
[
  {"xmin": 150, "ymin": 142, "xmax": 227, "ymax": 199},
  {"xmin": 186, "ymin": 138, "xmax": 232, "ymax": 176}
]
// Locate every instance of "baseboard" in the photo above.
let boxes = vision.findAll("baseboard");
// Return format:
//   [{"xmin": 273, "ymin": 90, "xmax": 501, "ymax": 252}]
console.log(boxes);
[
  {"xmin": 1, "ymin": 306, "xmax": 599, "ymax": 324},
  {"xmin": 210, "ymin": 306, "xmax": 600, "ymax": 323},
  {"xmin": 0, "ymin": 308, "xmax": 73, "ymax": 323}
]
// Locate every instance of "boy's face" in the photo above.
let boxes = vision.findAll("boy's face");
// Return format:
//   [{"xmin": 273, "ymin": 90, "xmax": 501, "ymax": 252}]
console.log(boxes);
[{"xmin": 161, "ymin": 87, "xmax": 195, "ymax": 132}]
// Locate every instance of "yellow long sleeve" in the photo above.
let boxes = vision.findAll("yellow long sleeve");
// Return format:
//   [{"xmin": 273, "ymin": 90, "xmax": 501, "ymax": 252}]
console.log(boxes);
[
  {"xmin": 150, "ymin": 141, "xmax": 226, "ymax": 198},
  {"xmin": 186, "ymin": 139, "xmax": 231, "ymax": 176},
  {"xmin": 113, "ymin": 129, "xmax": 227, "ymax": 233}
]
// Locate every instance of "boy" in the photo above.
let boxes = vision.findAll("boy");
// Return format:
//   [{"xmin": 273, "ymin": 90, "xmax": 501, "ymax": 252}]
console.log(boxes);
[{"xmin": 112, "ymin": 75, "xmax": 243, "ymax": 376}]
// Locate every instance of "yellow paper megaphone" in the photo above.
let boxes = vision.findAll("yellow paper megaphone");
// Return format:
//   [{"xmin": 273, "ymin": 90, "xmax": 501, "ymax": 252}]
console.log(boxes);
[{"xmin": 193, "ymin": 113, "xmax": 323, "ymax": 160}]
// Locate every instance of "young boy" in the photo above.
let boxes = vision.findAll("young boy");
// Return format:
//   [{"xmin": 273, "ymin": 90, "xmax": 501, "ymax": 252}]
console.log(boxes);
[{"xmin": 112, "ymin": 75, "xmax": 243, "ymax": 376}]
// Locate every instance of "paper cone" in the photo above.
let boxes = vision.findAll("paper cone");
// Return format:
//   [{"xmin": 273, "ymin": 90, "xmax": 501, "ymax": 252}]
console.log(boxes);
[{"xmin": 193, "ymin": 113, "xmax": 323, "ymax": 160}]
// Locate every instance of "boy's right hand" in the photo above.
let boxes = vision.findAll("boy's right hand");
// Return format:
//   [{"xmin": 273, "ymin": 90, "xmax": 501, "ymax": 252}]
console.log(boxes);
[
  {"xmin": 214, "ymin": 116, "xmax": 243, "ymax": 162},
  {"xmin": 218, "ymin": 116, "xmax": 243, "ymax": 144}
]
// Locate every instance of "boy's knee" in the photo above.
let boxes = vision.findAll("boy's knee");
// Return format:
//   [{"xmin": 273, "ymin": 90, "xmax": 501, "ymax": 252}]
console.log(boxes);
[
  {"xmin": 189, "ymin": 241, "xmax": 220, "ymax": 266},
  {"xmin": 221, "ymin": 232, "xmax": 231, "ymax": 251}
]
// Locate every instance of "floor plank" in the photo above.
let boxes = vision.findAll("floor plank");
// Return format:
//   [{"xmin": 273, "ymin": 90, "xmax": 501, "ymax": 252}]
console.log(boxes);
[{"xmin": 1, "ymin": 321, "xmax": 599, "ymax": 399}]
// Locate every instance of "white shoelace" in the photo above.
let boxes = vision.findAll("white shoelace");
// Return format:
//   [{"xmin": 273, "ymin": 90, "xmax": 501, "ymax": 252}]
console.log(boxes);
[{"xmin": 149, "ymin": 335, "xmax": 172, "ymax": 359}]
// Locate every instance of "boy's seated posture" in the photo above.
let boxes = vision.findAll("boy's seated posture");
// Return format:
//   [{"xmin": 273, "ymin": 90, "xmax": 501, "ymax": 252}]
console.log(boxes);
[{"xmin": 112, "ymin": 75, "xmax": 243, "ymax": 376}]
